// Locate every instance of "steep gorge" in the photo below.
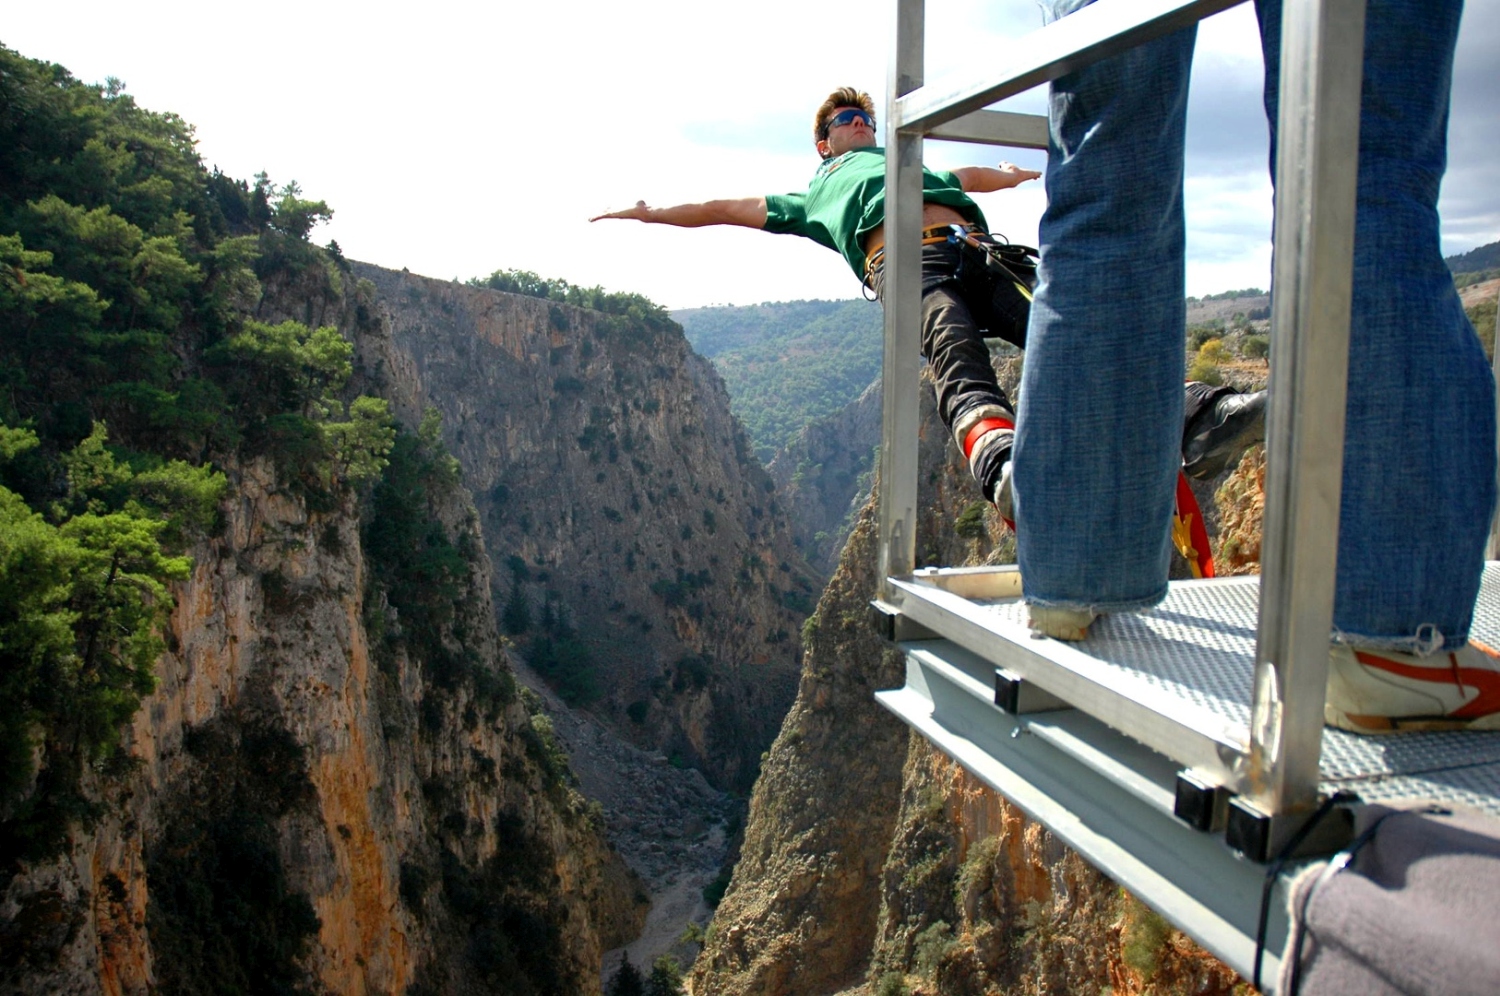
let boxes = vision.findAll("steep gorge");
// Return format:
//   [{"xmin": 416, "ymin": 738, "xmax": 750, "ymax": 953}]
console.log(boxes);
[
  {"xmin": 8, "ymin": 258, "xmax": 741, "ymax": 992},
  {"xmin": 1, "ymin": 438, "xmax": 641, "ymax": 994},
  {"xmin": 355, "ymin": 264, "xmax": 811, "ymax": 795},
  {"xmin": 1, "ymin": 243, "xmax": 826, "ymax": 992},
  {"xmin": 765, "ymin": 379, "xmax": 881, "ymax": 576},
  {"xmin": 691, "ymin": 372, "xmax": 1255, "ymax": 996}
]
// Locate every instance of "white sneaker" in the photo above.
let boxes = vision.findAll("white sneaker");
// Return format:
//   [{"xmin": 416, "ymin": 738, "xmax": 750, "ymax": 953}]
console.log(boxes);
[
  {"xmin": 1028, "ymin": 606, "xmax": 1097, "ymax": 642},
  {"xmin": 1325, "ymin": 640, "xmax": 1500, "ymax": 733}
]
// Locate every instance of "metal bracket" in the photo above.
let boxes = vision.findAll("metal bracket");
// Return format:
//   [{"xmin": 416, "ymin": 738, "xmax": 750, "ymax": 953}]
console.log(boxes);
[
  {"xmin": 1174, "ymin": 769, "xmax": 1232, "ymax": 832},
  {"xmin": 870, "ymin": 599, "xmax": 938, "ymax": 643},
  {"xmin": 994, "ymin": 666, "xmax": 1070, "ymax": 714},
  {"xmin": 1226, "ymin": 795, "xmax": 1355, "ymax": 863}
]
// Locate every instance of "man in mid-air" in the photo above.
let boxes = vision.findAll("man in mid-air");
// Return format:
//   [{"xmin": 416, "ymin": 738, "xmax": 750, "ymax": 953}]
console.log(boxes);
[{"xmin": 592, "ymin": 86, "xmax": 1263, "ymax": 544}]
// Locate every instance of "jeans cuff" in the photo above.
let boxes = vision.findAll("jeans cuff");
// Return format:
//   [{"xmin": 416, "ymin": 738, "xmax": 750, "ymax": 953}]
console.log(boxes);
[
  {"xmin": 953, "ymin": 403, "xmax": 1015, "ymax": 449},
  {"xmin": 1024, "ymin": 584, "xmax": 1168, "ymax": 615},
  {"xmin": 1332, "ymin": 623, "xmax": 1462, "ymax": 656}
]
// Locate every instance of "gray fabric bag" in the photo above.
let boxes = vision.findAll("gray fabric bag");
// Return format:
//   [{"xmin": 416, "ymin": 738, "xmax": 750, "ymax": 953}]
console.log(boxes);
[{"xmin": 1280, "ymin": 803, "xmax": 1500, "ymax": 995}]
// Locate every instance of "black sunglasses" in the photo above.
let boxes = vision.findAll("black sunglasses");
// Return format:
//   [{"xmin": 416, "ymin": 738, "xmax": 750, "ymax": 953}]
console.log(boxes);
[{"xmin": 823, "ymin": 108, "xmax": 874, "ymax": 134}]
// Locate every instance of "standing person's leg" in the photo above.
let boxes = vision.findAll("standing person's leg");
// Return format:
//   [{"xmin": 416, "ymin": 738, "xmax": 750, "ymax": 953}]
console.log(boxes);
[
  {"xmin": 1257, "ymin": 0, "xmax": 1499, "ymax": 730},
  {"xmin": 1014, "ymin": 0, "xmax": 1197, "ymax": 625},
  {"xmin": 1258, "ymin": 0, "xmax": 1494, "ymax": 649}
]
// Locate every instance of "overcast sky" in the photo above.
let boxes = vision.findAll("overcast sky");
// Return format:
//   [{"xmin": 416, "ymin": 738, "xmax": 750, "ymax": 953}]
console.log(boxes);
[{"xmin": 5, "ymin": 1, "xmax": 1496, "ymax": 309}]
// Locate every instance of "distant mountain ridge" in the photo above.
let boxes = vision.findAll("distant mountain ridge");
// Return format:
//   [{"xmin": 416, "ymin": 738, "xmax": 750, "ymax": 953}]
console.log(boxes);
[
  {"xmin": 674, "ymin": 298, "xmax": 881, "ymax": 462},
  {"xmin": 1447, "ymin": 239, "xmax": 1500, "ymax": 275},
  {"xmin": 675, "ymin": 299, "xmax": 873, "ymax": 360}
]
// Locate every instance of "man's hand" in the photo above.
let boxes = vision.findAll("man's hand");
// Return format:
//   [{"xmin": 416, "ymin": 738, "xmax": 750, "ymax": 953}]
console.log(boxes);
[
  {"xmin": 954, "ymin": 162, "xmax": 1043, "ymax": 193},
  {"xmin": 590, "ymin": 201, "xmax": 655, "ymax": 223},
  {"xmin": 996, "ymin": 161, "xmax": 1042, "ymax": 183}
]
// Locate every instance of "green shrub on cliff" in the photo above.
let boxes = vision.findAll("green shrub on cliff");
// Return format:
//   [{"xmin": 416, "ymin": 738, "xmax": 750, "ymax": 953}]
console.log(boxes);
[
  {"xmin": 469, "ymin": 267, "xmax": 673, "ymax": 340},
  {"xmin": 1186, "ymin": 337, "xmax": 1227, "ymax": 386},
  {"xmin": 208, "ymin": 318, "xmax": 394, "ymax": 497},
  {"xmin": 363, "ymin": 410, "xmax": 476, "ymax": 686},
  {"xmin": 645, "ymin": 957, "xmax": 686, "ymax": 996},
  {"xmin": 0, "ymin": 42, "xmax": 388, "ymax": 858},
  {"xmin": 0, "ymin": 423, "xmax": 223, "ymax": 860},
  {"xmin": 147, "ymin": 716, "xmax": 322, "ymax": 996},
  {"xmin": 1468, "ymin": 296, "xmax": 1496, "ymax": 360},
  {"xmin": 608, "ymin": 956, "xmax": 646, "ymax": 996}
]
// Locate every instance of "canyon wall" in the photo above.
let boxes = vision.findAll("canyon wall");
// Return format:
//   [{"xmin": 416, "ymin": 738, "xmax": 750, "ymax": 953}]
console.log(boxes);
[
  {"xmin": 1, "ymin": 269, "xmax": 651, "ymax": 994},
  {"xmin": 354, "ymin": 264, "xmax": 810, "ymax": 794},
  {"xmin": 691, "ymin": 372, "xmax": 1255, "ymax": 996}
]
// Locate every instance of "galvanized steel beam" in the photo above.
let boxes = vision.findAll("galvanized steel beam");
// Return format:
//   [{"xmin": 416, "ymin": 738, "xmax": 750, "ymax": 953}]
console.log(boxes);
[
  {"xmin": 926, "ymin": 110, "xmax": 1049, "ymax": 149},
  {"xmin": 878, "ymin": 644, "xmax": 1293, "ymax": 990}
]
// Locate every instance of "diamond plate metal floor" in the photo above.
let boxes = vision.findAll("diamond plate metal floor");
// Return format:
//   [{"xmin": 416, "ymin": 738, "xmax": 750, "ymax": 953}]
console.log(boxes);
[{"xmin": 952, "ymin": 566, "xmax": 1500, "ymax": 817}]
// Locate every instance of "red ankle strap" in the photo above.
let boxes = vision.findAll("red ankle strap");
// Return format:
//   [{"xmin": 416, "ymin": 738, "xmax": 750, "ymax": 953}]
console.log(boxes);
[{"xmin": 962, "ymin": 417, "xmax": 1014, "ymax": 460}]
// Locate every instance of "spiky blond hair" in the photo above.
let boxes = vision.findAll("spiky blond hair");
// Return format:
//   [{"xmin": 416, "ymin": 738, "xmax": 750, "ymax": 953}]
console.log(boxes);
[{"xmin": 814, "ymin": 87, "xmax": 876, "ymax": 154}]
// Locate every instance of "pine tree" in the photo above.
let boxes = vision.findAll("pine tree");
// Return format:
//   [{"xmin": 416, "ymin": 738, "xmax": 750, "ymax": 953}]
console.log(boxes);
[
  {"xmin": 645, "ymin": 956, "xmax": 685, "ymax": 996},
  {"xmin": 606, "ymin": 954, "xmax": 644, "ymax": 996},
  {"xmin": 501, "ymin": 583, "xmax": 531, "ymax": 634}
]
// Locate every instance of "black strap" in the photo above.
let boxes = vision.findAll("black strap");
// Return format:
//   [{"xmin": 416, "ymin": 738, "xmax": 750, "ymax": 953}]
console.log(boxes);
[
  {"xmin": 1252, "ymin": 792, "xmax": 1355, "ymax": 992},
  {"xmin": 1283, "ymin": 804, "xmax": 1451, "ymax": 996}
]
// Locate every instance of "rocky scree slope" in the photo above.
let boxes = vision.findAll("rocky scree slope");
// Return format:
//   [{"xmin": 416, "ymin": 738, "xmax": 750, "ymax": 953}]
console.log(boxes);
[{"xmin": 354, "ymin": 263, "xmax": 813, "ymax": 795}]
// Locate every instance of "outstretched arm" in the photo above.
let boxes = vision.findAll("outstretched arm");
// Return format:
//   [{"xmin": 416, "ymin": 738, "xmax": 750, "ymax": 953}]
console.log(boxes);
[
  {"xmin": 953, "ymin": 161, "xmax": 1042, "ymax": 193},
  {"xmin": 589, "ymin": 197, "xmax": 769, "ymax": 229}
]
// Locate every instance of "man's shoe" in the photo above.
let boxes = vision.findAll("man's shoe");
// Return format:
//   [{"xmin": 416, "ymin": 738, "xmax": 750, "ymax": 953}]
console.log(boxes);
[
  {"xmin": 992, "ymin": 460, "xmax": 1015, "ymax": 530},
  {"xmin": 1325, "ymin": 641, "xmax": 1500, "ymax": 733},
  {"xmin": 1183, "ymin": 390, "xmax": 1267, "ymax": 479},
  {"xmin": 957, "ymin": 406, "xmax": 1015, "ymax": 511},
  {"xmin": 1028, "ymin": 606, "xmax": 1096, "ymax": 642}
]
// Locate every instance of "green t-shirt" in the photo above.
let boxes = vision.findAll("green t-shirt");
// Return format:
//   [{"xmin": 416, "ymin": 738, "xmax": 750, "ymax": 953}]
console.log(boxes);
[{"xmin": 763, "ymin": 146, "xmax": 987, "ymax": 280}]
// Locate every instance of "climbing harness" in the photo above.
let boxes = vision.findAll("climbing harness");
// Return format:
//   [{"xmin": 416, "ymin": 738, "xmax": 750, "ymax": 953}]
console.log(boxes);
[
  {"xmin": 862, "ymin": 225, "xmax": 961, "ymax": 300},
  {"xmin": 948, "ymin": 224, "xmax": 1038, "ymax": 350}
]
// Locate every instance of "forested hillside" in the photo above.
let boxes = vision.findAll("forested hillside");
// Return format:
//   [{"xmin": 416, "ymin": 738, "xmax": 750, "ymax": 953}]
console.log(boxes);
[
  {"xmin": 674, "ymin": 299, "xmax": 881, "ymax": 462},
  {"xmin": 0, "ymin": 44, "xmax": 385, "ymax": 865}
]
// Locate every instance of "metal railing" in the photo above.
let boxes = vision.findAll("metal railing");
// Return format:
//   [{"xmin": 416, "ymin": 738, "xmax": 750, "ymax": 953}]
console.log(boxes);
[{"xmin": 878, "ymin": 0, "xmax": 1368, "ymax": 847}]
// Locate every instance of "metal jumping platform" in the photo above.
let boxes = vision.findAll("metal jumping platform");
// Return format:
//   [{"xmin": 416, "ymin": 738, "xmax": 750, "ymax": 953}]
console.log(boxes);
[
  {"xmin": 874, "ymin": 567, "xmax": 1500, "ymax": 986},
  {"xmin": 871, "ymin": 0, "xmax": 1500, "ymax": 991}
]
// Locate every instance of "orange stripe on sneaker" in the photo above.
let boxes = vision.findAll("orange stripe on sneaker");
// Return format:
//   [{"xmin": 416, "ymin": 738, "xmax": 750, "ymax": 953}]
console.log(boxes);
[
  {"xmin": 1451, "ymin": 663, "xmax": 1500, "ymax": 720},
  {"xmin": 1352, "ymin": 649, "xmax": 1500, "ymax": 721}
]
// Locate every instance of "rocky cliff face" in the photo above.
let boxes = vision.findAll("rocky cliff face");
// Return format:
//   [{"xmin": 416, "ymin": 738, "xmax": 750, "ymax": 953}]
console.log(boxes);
[
  {"xmin": 691, "ymin": 369, "xmax": 1252, "ymax": 996},
  {"xmin": 687, "ymin": 373, "xmax": 997, "ymax": 995},
  {"xmin": 765, "ymin": 379, "xmax": 880, "ymax": 577},
  {"xmin": 0, "ymin": 269, "xmax": 644, "ymax": 994},
  {"xmin": 352, "ymin": 264, "xmax": 810, "ymax": 794},
  {"xmin": 767, "ymin": 350, "xmax": 1022, "ymax": 577}
]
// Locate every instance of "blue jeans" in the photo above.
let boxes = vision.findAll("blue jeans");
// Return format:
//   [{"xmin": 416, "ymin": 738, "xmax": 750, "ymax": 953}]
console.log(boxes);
[{"xmin": 1014, "ymin": 0, "xmax": 1494, "ymax": 650}]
